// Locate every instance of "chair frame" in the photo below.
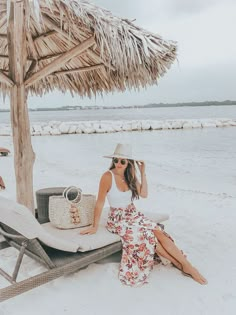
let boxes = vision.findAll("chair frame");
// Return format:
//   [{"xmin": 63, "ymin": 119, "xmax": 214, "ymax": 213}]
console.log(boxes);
[{"xmin": 0, "ymin": 223, "xmax": 122, "ymax": 302}]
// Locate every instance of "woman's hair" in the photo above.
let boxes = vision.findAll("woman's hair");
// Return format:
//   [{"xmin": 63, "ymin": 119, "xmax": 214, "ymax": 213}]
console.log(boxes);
[{"xmin": 109, "ymin": 159, "xmax": 139, "ymax": 201}]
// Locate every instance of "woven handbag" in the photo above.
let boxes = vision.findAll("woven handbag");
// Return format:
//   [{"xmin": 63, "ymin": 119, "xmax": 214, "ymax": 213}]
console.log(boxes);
[{"xmin": 49, "ymin": 186, "xmax": 96, "ymax": 229}]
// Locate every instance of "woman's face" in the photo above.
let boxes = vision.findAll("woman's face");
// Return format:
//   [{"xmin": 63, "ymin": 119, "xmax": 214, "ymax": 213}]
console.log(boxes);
[{"xmin": 112, "ymin": 158, "xmax": 128, "ymax": 170}]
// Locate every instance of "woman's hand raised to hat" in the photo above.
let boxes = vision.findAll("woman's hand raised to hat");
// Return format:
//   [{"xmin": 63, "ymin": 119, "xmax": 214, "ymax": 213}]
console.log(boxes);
[{"xmin": 136, "ymin": 160, "xmax": 146, "ymax": 175}]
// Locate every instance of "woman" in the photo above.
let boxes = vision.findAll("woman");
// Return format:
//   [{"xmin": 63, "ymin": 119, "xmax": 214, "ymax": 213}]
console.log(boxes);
[{"xmin": 81, "ymin": 143, "xmax": 207, "ymax": 286}]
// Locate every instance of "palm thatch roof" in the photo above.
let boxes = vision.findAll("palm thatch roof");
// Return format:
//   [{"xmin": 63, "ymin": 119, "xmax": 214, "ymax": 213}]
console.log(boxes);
[
  {"xmin": 0, "ymin": 0, "xmax": 177, "ymax": 99},
  {"xmin": 0, "ymin": 0, "xmax": 178, "ymax": 210}
]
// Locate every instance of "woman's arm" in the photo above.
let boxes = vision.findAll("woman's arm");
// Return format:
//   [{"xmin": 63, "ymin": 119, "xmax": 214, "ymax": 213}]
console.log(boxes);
[
  {"xmin": 80, "ymin": 171, "xmax": 111, "ymax": 235},
  {"xmin": 136, "ymin": 161, "xmax": 148, "ymax": 198}
]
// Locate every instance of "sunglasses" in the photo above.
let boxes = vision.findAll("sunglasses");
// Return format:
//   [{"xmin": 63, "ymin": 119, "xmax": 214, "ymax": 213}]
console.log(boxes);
[{"xmin": 113, "ymin": 158, "xmax": 127, "ymax": 165}]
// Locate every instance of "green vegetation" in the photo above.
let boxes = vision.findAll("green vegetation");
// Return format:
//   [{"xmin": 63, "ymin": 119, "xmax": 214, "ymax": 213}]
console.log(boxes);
[{"xmin": 0, "ymin": 100, "xmax": 236, "ymax": 112}]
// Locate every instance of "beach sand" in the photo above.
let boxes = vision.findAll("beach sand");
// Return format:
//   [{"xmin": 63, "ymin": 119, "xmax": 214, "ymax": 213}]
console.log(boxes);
[{"xmin": 0, "ymin": 128, "xmax": 236, "ymax": 315}]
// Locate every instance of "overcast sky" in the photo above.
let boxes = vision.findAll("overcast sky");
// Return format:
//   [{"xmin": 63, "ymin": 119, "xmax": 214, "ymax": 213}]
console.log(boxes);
[{"xmin": 1, "ymin": 0, "xmax": 236, "ymax": 108}]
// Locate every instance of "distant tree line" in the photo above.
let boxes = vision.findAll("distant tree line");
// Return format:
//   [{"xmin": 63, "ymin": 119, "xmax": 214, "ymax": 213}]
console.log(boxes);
[
  {"xmin": 143, "ymin": 100, "xmax": 236, "ymax": 108},
  {"xmin": 0, "ymin": 100, "xmax": 236, "ymax": 112}
]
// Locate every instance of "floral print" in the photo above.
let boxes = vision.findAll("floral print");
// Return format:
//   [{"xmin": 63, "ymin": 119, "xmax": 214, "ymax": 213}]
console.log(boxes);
[{"xmin": 106, "ymin": 203, "xmax": 164, "ymax": 286}]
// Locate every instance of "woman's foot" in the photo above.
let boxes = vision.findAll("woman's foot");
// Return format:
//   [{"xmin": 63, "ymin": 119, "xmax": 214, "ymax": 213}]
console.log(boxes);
[{"xmin": 182, "ymin": 263, "xmax": 208, "ymax": 285}]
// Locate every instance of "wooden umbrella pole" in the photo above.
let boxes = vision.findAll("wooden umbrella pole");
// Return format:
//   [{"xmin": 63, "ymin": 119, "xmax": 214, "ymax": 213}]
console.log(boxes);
[
  {"xmin": 8, "ymin": 0, "xmax": 35, "ymax": 211},
  {"xmin": 10, "ymin": 86, "xmax": 35, "ymax": 211}
]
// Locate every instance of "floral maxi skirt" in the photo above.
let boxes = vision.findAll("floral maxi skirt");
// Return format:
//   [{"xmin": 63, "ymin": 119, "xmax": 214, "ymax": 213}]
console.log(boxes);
[{"xmin": 106, "ymin": 203, "xmax": 165, "ymax": 286}]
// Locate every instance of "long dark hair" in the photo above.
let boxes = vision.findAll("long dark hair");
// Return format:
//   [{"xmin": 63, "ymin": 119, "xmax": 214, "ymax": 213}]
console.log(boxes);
[{"xmin": 109, "ymin": 159, "xmax": 139, "ymax": 201}]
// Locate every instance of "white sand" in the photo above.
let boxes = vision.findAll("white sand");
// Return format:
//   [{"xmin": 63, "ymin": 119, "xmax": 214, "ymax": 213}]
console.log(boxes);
[{"xmin": 0, "ymin": 127, "xmax": 236, "ymax": 314}]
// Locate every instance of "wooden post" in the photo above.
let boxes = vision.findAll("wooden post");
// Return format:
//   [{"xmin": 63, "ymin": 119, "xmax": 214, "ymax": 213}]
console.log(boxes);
[{"xmin": 8, "ymin": 1, "xmax": 35, "ymax": 211}]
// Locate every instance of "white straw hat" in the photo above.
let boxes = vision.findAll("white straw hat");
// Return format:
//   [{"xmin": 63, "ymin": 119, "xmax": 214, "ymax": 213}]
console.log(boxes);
[{"xmin": 104, "ymin": 143, "xmax": 140, "ymax": 161}]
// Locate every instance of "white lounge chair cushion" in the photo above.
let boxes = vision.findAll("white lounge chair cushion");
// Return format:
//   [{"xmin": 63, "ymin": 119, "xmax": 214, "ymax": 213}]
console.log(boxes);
[
  {"xmin": 0, "ymin": 196, "xmax": 80, "ymax": 252},
  {"xmin": 0, "ymin": 196, "xmax": 169, "ymax": 253}
]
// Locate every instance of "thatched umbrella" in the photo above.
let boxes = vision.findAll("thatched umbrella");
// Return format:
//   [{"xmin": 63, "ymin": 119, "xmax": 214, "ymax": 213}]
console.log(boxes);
[{"xmin": 0, "ymin": 0, "xmax": 177, "ymax": 210}]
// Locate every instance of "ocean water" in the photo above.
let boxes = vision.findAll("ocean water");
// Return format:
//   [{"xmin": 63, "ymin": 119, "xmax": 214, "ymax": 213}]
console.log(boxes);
[
  {"xmin": 1, "ymin": 126, "xmax": 236, "ymax": 201},
  {"xmin": 1, "ymin": 104, "xmax": 236, "ymax": 201},
  {"xmin": 0, "ymin": 105, "xmax": 236, "ymax": 124}
]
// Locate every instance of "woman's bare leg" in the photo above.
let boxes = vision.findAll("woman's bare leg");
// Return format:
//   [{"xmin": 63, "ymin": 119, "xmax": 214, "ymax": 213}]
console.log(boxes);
[
  {"xmin": 156, "ymin": 242, "xmax": 181, "ymax": 270},
  {"xmin": 154, "ymin": 230, "xmax": 207, "ymax": 285}
]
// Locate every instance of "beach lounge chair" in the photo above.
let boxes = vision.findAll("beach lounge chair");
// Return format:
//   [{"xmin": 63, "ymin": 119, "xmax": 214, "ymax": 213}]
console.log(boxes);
[{"xmin": 0, "ymin": 196, "xmax": 169, "ymax": 302}]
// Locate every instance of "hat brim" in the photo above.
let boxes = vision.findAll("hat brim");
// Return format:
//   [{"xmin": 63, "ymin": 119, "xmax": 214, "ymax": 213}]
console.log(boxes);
[{"xmin": 103, "ymin": 154, "xmax": 141, "ymax": 161}]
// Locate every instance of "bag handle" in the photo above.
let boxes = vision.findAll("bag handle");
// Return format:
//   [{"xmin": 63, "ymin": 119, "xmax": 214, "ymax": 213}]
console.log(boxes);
[{"xmin": 63, "ymin": 186, "xmax": 82, "ymax": 204}]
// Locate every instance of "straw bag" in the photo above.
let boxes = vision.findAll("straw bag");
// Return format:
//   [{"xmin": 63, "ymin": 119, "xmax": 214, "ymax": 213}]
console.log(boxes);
[{"xmin": 49, "ymin": 186, "xmax": 96, "ymax": 229}]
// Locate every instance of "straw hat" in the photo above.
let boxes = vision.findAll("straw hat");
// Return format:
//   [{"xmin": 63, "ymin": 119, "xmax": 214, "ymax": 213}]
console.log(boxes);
[{"xmin": 104, "ymin": 143, "xmax": 140, "ymax": 161}]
